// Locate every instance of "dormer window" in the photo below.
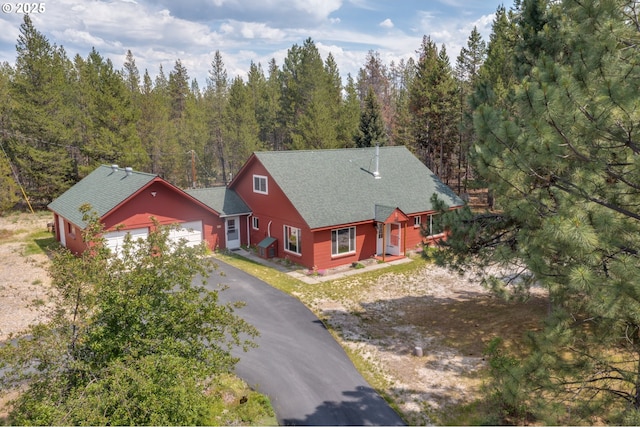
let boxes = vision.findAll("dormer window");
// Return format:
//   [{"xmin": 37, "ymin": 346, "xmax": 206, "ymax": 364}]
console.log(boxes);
[{"xmin": 253, "ymin": 175, "xmax": 268, "ymax": 194}]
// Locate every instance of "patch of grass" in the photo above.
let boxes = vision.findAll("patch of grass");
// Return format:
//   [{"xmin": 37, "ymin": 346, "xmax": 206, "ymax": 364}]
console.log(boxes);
[
  {"xmin": 205, "ymin": 373, "xmax": 277, "ymax": 426},
  {"xmin": 215, "ymin": 252, "xmax": 305, "ymax": 295},
  {"xmin": 23, "ymin": 230, "xmax": 59, "ymax": 256},
  {"xmin": 299, "ymin": 258, "xmax": 427, "ymax": 304}
]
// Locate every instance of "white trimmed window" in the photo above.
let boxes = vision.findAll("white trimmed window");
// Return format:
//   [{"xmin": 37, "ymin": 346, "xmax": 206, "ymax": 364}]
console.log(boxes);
[
  {"xmin": 332, "ymin": 226, "xmax": 356, "ymax": 256},
  {"xmin": 284, "ymin": 225, "xmax": 301, "ymax": 255},
  {"xmin": 253, "ymin": 175, "xmax": 268, "ymax": 194},
  {"xmin": 427, "ymin": 214, "xmax": 445, "ymax": 236},
  {"xmin": 413, "ymin": 215, "xmax": 422, "ymax": 227},
  {"xmin": 252, "ymin": 216, "xmax": 259, "ymax": 230}
]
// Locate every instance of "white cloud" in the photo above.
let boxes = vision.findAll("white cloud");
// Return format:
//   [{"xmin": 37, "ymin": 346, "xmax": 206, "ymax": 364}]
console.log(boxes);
[
  {"xmin": 51, "ymin": 29, "xmax": 110, "ymax": 49},
  {"xmin": 379, "ymin": 18, "xmax": 394, "ymax": 29},
  {"xmin": 0, "ymin": 0, "xmax": 507, "ymax": 87},
  {"xmin": 223, "ymin": 21, "xmax": 286, "ymax": 42},
  {"xmin": 289, "ymin": 0, "xmax": 342, "ymax": 20}
]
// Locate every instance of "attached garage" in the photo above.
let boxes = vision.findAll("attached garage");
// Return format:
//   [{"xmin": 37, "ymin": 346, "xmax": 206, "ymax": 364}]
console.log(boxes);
[
  {"xmin": 104, "ymin": 227, "xmax": 149, "ymax": 256},
  {"xmin": 48, "ymin": 165, "xmax": 251, "ymax": 255},
  {"xmin": 168, "ymin": 220, "xmax": 203, "ymax": 248}
]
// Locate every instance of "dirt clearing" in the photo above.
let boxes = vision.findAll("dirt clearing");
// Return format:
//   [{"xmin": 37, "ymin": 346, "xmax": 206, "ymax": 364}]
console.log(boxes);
[
  {"xmin": 0, "ymin": 212, "xmax": 52, "ymax": 341},
  {"xmin": 295, "ymin": 261, "xmax": 548, "ymax": 425}
]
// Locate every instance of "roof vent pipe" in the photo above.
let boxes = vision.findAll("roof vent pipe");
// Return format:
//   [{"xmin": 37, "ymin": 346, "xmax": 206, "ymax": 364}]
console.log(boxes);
[
  {"xmin": 373, "ymin": 143, "xmax": 381, "ymax": 179},
  {"xmin": 125, "ymin": 167, "xmax": 133, "ymax": 176},
  {"xmin": 111, "ymin": 164, "xmax": 119, "ymax": 172}
]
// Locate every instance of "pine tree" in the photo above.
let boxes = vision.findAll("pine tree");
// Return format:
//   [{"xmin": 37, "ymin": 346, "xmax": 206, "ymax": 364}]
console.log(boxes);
[
  {"xmin": 337, "ymin": 74, "xmax": 360, "ymax": 148},
  {"xmin": 0, "ymin": 65, "xmax": 18, "ymax": 211},
  {"xmin": 138, "ymin": 69, "xmax": 172, "ymax": 179},
  {"xmin": 225, "ymin": 76, "xmax": 261, "ymax": 176},
  {"xmin": 437, "ymin": 0, "xmax": 640, "ymax": 422},
  {"xmin": 263, "ymin": 59, "xmax": 284, "ymax": 150},
  {"xmin": 473, "ymin": 5, "xmax": 519, "ymax": 109},
  {"xmin": 355, "ymin": 87, "xmax": 387, "ymax": 147},
  {"xmin": 357, "ymin": 51, "xmax": 392, "ymax": 141},
  {"xmin": 389, "ymin": 58, "xmax": 416, "ymax": 148},
  {"xmin": 281, "ymin": 38, "xmax": 340, "ymax": 149},
  {"xmin": 455, "ymin": 26, "xmax": 487, "ymax": 192},
  {"xmin": 122, "ymin": 50, "xmax": 141, "ymax": 96},
  {"xmin": 8, "ymin": 15, "xmax": 75, "ymax": 202},
  {"xmin": 73, "ymin": 49, "xmax": 145, "ymax": 176},
  {"xmin": 409, "ymin": 36, "xmax": 459, "ymax": 181},
  {"xmin": 205, "ymin": 51, "xmax": 229, "ymax": 183}
]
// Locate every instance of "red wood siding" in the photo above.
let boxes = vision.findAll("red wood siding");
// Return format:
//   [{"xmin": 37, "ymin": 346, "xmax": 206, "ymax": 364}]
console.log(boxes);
[
  {"xmin": 406, "ymin": 214, "xmax": 425, "ymax": 251},
  {"xmin": 311, "ymin": 223, "xmax": 379, "ymax": 270},
  {"xmin": 232, "ymin": 158, "xmax": 314, "ymax": 267},
  {"xmin": 54, "ymin": 213, "xmax": 87, "ymax": 254},
  {"xmin": 100, "ymin": 180, "xmax": 225, "ymax": 251}
]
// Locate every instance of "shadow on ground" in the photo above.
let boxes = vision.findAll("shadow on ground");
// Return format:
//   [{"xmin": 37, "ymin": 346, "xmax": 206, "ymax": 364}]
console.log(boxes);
[{"xmin": 281, "ymin": 385, "xmax": 406, "ymax": 426}]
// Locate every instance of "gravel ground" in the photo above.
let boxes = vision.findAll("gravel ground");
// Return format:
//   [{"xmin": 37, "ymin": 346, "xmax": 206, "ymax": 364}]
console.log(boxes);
[
  {"xmin": 298, "ymin": 265, "xmax": 489, "ymax": 425},
  {"xmin": 295, "ymin": 262, "xmax": 549, "ymax": 425},
  {"xmin": 0, "ymin": 213, "xmax": 52, "ymax": 341}
]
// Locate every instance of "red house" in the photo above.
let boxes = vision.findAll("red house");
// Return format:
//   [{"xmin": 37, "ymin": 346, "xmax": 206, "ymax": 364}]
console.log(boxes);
[
  {"xmin": 48, "ymin": 165, "xmax": 250, "ymax": 255},
  {"xmin": 49, "ymin": 147, "xmax": 463, "ymax": 270},
  {"xmin": 228, "ymin": 146, "xmax": 463, "ymax": 270}
]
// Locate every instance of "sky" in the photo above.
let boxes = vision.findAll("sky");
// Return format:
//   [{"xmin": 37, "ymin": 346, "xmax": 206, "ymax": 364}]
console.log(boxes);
[{"xmin": 0, "ymin": 0, "xmax": 513, "ymax": 86}]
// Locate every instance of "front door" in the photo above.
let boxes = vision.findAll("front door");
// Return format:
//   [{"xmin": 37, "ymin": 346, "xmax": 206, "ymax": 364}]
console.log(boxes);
[
  {"xmin": 376, "ymin": 223, "xmax": 384, "ymax": 255},
  {"xmin": 385, "ymin": 223, "xmax": 402, "ymax": 256},
  {"xmin": 225, "ymin": 216, "xmax": 240, "ymax": 250}
]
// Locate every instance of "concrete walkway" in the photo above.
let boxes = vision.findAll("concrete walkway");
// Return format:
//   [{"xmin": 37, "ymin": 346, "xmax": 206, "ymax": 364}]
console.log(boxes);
[{"xmin": 232, "ymin": 248, "xmax": 413, "ymax": 284}]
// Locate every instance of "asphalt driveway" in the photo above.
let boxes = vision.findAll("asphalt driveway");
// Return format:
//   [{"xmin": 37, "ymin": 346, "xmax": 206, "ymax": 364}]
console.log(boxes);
[{"xmin": 204, "ymin": 259, "xmax": 405, "ymax": 426}]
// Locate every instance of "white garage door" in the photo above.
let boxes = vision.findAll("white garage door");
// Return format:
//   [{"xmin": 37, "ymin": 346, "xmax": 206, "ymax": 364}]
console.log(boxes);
[
  {"xmin": 168, "ymin": 220, "xmax": 203, "ymax": 248},
  {"xmin": 104, "ymin": 227, "xmax": 149, "ymax": 256}
]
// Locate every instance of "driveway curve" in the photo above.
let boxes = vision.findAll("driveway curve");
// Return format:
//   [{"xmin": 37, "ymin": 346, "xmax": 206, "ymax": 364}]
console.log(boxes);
[{"xmin": 205, "ymin": 259, "xmax": 405, "ymax": 426}]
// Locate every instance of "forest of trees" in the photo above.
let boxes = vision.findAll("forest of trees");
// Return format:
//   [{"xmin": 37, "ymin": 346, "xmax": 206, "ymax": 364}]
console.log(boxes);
[
  {"xmin": 4, "ymin": 0, "xmax": 640, "ymax": 424},
  {"xmin": 0, "ymin": 13, "xmax": 489, "ymax": 207}
]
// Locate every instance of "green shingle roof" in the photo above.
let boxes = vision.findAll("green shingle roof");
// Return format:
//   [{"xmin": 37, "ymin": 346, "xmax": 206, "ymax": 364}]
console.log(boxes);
[
  {"xmin": 185, "ymin": 187, "xmax": 250, "ymax": 216},
  {"xmin": 48, "ymin": 165, "xmax": 157, "ymax": 228},
  {"xmin": 252, "ymin": 146, "xmax": 463, "ymax": 229},
  {"xmin": 257, "ymin": 236, "xmax": 277, "ymax": 249}
]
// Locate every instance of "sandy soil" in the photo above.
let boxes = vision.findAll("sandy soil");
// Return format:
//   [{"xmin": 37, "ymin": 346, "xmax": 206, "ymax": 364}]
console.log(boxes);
[
  {"xmin": 0, "ymin": 213, "xmax": 52, "ymax": 341},
  {"xmin": 295, "ymin": 261, "xmax": 548, "ymax": 425}
]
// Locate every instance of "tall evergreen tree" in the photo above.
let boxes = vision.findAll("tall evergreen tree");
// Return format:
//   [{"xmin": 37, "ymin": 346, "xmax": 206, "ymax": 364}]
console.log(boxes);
[
  {"xmin": 436, "ymin": 0, "xmax": 640, "ymax": 422},
  {"xmin": 409, "ymin": 36, "xmax": 459, "ymax": 181},
  {"xmin": 0, "ymin": 64, "xmax": 18, "ymax": 212},
  {"xmin": 337, "ymin": 74, "xmax": 360, "ymax": 148},
  {"xmin": 205, "ymin": 51, "xmax": 229, "ymax": 183},
  {"xmin": 225, "ymin": 76, "xmax": 261, "ymax": 176},
  {"xmin": 389, "ymin": 58, "xmax": 416, "ymax": 148},
  {"xmin": 8, "ymin": 15, "xmax": 75, "ymax": 202},
  {"xmin": 281, "ymin": 38, "xmax": 339, "ymax": 149},
  {"xmin": 122, "ymin": 50, "xmax": 141, "ymax": 96},
  {"xmin": 262, "ymin": 59, "xmax": 284, "ymax": 151},
  {"xmin": 455, "ymin": 26, "xmax": 487, "ymax": 192},
  {"xmin": 74, "ymin": 49, "xmax": 145, "ymax": 175},
  {"xmin": 357, "ymin": 51, "xmax": 393, "ymax": 141},
  {"xmin": 473, "ymin": 5, "xmax": 519, "ymax": 109},
  {"xmin": 355, "ymin": 86, "xmax": 387, "ymax": 147},
  {"xmin": 138, "ymin": 69, "xmax": 172, "ymax": 179}
]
